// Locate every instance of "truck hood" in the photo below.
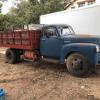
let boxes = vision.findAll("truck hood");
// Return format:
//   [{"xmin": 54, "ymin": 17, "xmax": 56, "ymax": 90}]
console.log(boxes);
[{"xmin": 63, "ymin": 34, "xmax": 100, "ymax": 45}]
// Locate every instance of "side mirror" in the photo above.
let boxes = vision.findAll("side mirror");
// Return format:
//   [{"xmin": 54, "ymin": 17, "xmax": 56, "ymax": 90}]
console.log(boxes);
[
  {"xmin": 46, "ymin": 34, "xmax": 50, "ymax": 38},
  {"xmin": 46, "ymin": 32, "xmax": 52, "ymax": 38}
]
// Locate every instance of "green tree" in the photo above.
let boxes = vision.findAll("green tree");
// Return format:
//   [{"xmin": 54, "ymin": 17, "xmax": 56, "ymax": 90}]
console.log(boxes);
[
  {"xmin": 29, "ymin": 0, "xmax": 39, "ymax": 5},
  {"xmin": 29, "ymin": 0, "xmax": 67, "ymax": 23},
  {"xmin": 9, "ymin": 1, "xmax": 32, "ymax": 26},
  {"xmin": 0, "ymin": 0, "xmax": 70, "ymax": 31},
  {"xmin": 0, "ymin": 3, "xmax": 2, "ymax": 13}
]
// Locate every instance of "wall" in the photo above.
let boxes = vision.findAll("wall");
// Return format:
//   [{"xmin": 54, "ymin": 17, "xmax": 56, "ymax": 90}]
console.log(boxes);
[
  {"xmin": 67, "ymin": 0, "xmax": 100, "ymax": 10},
  {"xmin": 40, "ymin": 5, "xmax": 100, "ymax": 35}
]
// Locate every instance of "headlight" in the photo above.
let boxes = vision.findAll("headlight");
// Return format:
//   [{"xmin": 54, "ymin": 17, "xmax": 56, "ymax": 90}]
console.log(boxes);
[{"xmin": 96, "ymin": 45, "xmax": 100, "ymax": 52}]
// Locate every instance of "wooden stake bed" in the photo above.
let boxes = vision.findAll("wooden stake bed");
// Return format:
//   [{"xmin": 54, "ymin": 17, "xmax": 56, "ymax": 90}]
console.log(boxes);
[{"xmin": 0, "ymin": 30, "xmax": 41, "ymax": 50}]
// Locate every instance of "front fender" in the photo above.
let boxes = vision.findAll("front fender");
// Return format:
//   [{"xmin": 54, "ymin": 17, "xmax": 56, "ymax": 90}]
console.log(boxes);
[{"xmin": 60, "ymin": 43, "xmax": 97, "ymax": 65}]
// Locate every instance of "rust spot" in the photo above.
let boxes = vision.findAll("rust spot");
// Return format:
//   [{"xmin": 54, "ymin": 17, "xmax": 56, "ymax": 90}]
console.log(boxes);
[
  {"xmin": 77, "ymin": 43, "xmax": 96, "ymax": 46},
  {"xmin": 76, "ymin": 34, "xmax": 96, "ymax": 38}
]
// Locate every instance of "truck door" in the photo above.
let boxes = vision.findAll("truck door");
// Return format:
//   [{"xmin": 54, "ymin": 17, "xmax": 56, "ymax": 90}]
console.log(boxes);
[{"xmin": 40, "ymin": 26, "xmax": 62, "ymax": 58}]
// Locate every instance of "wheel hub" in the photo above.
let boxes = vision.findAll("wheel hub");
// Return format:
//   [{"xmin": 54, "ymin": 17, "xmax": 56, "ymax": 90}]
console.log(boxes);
[{"xmin": 72, "ymin": 58, "xmax": 83, "ymax": 70}]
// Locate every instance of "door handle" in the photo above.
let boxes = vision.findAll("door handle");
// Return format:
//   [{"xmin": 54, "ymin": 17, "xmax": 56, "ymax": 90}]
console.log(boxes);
[{"xmin": 64, "ymin": 41, "xmax": 70, "ymax": 43}]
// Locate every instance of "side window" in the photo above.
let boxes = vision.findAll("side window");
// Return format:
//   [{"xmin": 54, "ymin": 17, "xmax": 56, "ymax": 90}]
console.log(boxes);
[
  {"xmin": 43, "ymin": 27, "xmax": 58, "ymax": 38},
  {"xmin": 78, "ymin": 3, "xmax": 85, "ymax": 7},
  {"xmin": 78, "ymin": 2, "xmax": 85, "ymax": 7},
  {"xmin": 88, "ymin": 1, "xmax": 95, "ymax": 5}
]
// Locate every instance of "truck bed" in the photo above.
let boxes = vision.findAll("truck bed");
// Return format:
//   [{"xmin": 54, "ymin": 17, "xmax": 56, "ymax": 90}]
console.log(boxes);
[{"xmin": 0, "ymin": 30, "xmax": 41, "ymax": 50}]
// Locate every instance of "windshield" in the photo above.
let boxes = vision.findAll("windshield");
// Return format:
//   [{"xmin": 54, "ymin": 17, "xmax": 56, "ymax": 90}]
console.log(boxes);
[{"xmin": 58, "ymin": 26, "xmax": 75, "ymax": 36}]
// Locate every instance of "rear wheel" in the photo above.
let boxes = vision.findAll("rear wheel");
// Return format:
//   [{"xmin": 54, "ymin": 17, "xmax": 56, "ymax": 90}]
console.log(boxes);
[
  {"xmin": 15, "ymin": 50, "xmax": 21, "ymax": 62},
  {"xmin": 66, "ymin": 53, "xmax": 90, "ymax": 77},
  {"xmin": 5, "ymin": 49, "xmax": 17, "ymax": 64}
]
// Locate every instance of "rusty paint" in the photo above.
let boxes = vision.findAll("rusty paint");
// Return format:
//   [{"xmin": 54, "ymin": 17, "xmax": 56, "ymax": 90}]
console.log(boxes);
[
  {"xmin": 24, "ymin": 51, "xmax": 33, "ymax": 59},
  {"xmin": 24, "ymin": 50, "xmax": 40, "ymax": 61},
  {"xmin": 76, "ymin": 34, "xmax": 96, "ymax": 38},
  {"xmin": 75, "ymin": 43, "xmax": 97, "ymax": 46},
  {"xmin": 0, "ymin": 30, "xmax": 41, "ymax": 50}
]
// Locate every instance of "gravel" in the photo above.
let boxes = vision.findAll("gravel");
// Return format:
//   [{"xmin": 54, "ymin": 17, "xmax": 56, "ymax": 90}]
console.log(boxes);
[{"xmin": 0, "ymin": 48, "xmax": 100, "ymax": 100}]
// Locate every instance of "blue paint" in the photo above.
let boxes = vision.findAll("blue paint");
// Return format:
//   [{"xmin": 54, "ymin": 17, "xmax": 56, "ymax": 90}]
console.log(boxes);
[
  {"xmin": 0, "ymin": 88, "xmax": 5, "ymax": 100},
  {"xmin": 40, "ymin": 24, "xmax": 100, "ymax": 66},
  {"xmin": 40, "ymin": 37, "xmax": 63, "ymax": 58},
  {"xmin": 60, "ymin": 43, "xmax": 96, "ymax": 65}
]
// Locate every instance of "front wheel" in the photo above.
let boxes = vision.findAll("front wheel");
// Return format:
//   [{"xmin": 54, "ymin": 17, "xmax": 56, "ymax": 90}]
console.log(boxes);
[{"xmin": 66, "ymin": 53, "xmax": 90, "ymax": 77}]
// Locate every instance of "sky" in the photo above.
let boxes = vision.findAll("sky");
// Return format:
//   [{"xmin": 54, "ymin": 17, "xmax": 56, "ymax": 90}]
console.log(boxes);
[
  {"xmin": 1, "ymin": 0, "xmax": 35, "ymax": 14},
  {"xmin": 1, "ymin": 0, "xmax": 20, "ymax": 14},
  {"xmin": 2, "ymin": 1, "xmax": 12, "ymax": 14}
]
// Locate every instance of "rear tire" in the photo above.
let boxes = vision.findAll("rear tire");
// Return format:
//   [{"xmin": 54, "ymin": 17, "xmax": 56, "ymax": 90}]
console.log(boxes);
[
  {"xmin": 15, "ymin": 50, "xmax": 21, "ymax": 62},
  {"xmin": 5, "ymin": 49, "xmax": 17, "ymax": 64},
  {"xmin": 66, "ymin": 53, "xmax": 90, "ymax": 77}
]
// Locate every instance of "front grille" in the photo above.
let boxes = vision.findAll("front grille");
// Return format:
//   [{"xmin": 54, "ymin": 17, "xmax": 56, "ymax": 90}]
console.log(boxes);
[{"xmin": 97, "ymin": 52, "xmax": 100, "ymax": 64}]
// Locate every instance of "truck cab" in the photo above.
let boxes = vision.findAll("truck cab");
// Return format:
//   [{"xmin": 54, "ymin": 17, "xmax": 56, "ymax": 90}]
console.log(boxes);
[{"xmin": 40, "ymin": 24, "xmax": 100, "ymax": 77}]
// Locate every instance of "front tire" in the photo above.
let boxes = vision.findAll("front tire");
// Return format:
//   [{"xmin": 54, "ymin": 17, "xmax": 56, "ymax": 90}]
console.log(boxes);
[{"xmin": 66, "ymin": 53, "xmax": 90, "ymax": 77}]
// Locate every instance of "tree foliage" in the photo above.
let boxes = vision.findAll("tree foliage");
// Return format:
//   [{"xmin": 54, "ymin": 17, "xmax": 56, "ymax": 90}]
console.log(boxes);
[
  {"xmin": 0, "ymin": 3, "xmax": 2, "ymax": 8},
  {"xmin": 0, "ymin": 0, "xmax": 70, "ymax": 31},
  {"xmin": 0, "ymin": 3, "xmax": 2, "ymax": 13}
]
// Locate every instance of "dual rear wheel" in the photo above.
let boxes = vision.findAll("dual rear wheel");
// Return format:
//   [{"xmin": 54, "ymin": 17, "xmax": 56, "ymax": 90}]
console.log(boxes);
[{"xmin": 5, "ymin": 49, "xmax": 20, "ymax": 64}]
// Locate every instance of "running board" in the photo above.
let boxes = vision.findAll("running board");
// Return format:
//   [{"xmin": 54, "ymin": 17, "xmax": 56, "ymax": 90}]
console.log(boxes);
[
  {"xmin": 23, "ymin": 56, "xmax": 59, "ymax": 63},
  {"xmin": 42, "ymin": 57, "xmax": 59, "ymax": 63}
]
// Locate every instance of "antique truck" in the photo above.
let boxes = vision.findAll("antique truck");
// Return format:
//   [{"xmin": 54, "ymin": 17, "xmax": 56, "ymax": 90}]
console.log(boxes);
[{"xmin": 0, "ymin": 24, "xmax": 100, "ymax": 77}]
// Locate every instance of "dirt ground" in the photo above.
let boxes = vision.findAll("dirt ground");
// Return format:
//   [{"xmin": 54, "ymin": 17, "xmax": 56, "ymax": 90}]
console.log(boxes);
[{"xmin": 0, "ymin": 48, "xmax": 100, "ymax": 100}]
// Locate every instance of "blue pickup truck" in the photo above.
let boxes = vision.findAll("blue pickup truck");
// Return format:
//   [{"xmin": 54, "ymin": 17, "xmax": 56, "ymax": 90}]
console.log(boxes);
[{"xmin": 0, "ymin": 24, "xmax": 100, "ymax": 77}]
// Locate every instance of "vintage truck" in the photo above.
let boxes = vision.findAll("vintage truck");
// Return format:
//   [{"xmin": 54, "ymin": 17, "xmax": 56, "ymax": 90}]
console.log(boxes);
[{"xmin": 0, "ymin": 24, "xmax": 100, "ymax": 77}]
